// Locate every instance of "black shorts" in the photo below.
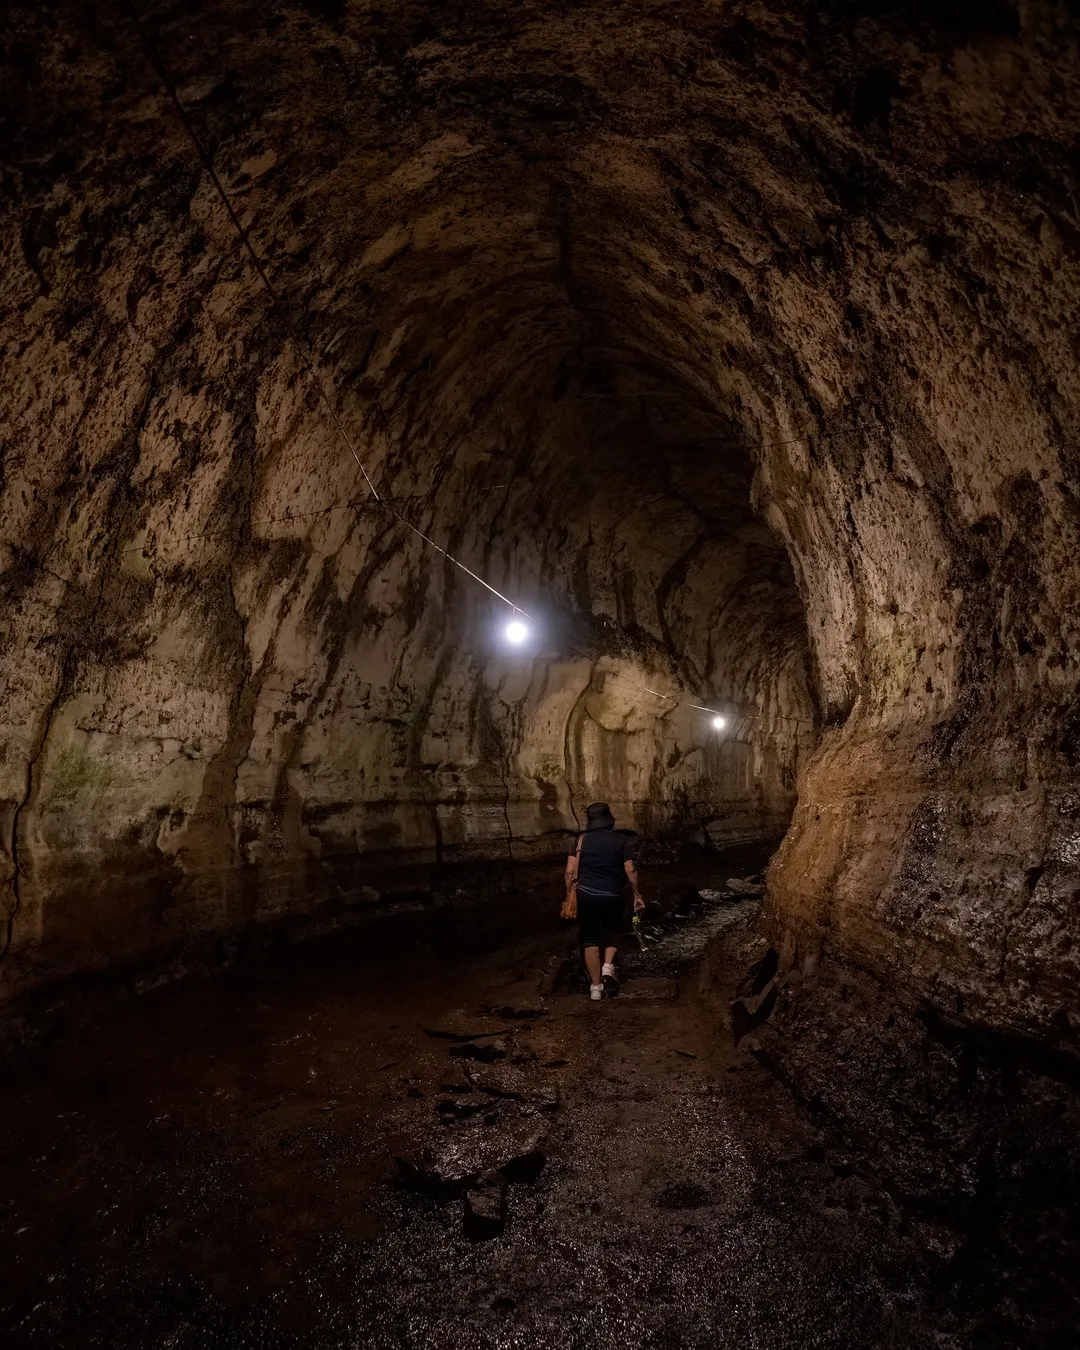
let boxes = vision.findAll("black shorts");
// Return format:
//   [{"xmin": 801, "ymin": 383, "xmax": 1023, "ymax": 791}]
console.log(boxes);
[{"xmin": 578, "ymin": 892, "xmax": 624, "ymax": 947}]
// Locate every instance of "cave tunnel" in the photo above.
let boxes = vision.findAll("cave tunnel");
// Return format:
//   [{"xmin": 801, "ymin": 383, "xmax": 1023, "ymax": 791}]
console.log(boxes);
[{"xmin": 2, "ymin": 1, "xmax": 1079, "ymax": 1345}]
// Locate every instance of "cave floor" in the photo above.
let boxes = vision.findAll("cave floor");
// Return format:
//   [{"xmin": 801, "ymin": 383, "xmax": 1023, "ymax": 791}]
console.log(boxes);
[{"xmin": 1, "ymin": 858, "xmax": 987, "ymax": 1348}]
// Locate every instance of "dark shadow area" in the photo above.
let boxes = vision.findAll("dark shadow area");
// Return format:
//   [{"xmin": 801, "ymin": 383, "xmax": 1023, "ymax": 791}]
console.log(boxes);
[
  {"xmin": 2, "ymin": 844, "xmax": 786, "ymax": 1347},
  {"xmin": 3, "ymin": 0, "xmax": 1080, "ymax": 1344}
]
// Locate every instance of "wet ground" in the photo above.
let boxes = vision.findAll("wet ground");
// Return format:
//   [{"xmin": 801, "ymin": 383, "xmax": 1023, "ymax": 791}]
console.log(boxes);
[{"xmin": 0, "ymin": 850, "xmax": 1005, "ymax": 1347}]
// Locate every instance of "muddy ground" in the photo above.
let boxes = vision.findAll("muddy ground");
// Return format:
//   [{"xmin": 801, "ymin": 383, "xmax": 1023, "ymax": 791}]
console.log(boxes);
[{"xmin": 0, "ymin": 849, "xmax": 1052, "ymax": 1348}]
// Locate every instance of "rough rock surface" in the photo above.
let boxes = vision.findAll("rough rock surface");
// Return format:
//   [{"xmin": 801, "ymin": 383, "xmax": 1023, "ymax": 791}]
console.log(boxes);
[
  {"xmin": 1, "ymin": 0, "xmax": 1079, "ymax": 1154},
  {"xmin": 6, "ymin": 877, "xmax": 1069, "ymax": 1347},
  {"xmin": 2, "ymin": 0, "xmax": 819, "ymax": 1002}
]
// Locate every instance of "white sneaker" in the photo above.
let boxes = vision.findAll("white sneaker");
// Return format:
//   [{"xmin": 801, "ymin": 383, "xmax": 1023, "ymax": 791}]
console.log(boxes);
[
  {"xmin": 601, "ymin": 963, "xmax": 616, "ymax": 978},
  {"xmin": 590, "ymin": 983, "xmax": 604, "ymax": 1001}
]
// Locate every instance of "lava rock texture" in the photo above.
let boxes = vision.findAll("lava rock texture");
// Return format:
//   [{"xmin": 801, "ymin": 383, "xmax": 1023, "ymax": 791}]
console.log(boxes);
[{"xmin": 2, "ymin": 0, "xmax": 1080, "ymax": 1205}]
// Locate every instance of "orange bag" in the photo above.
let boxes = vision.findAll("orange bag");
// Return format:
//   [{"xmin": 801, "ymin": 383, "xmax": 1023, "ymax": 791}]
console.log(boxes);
[{"xmin": 560, "ymin": 834, "xmax": 582, "ymax": 919}]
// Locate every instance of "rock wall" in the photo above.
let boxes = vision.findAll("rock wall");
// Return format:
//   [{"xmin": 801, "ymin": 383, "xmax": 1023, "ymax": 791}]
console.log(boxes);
[
  {"xmin": 748, "ymin": 8, "xmax": 1080, "ymax": 1051},
  {"xmin": 2, "ymin": 0, "xmax": 1079, "ymax": 1059},
  {"xmin": 1, "ymin": 0, "xmax": 814, "ymax": 1002}
]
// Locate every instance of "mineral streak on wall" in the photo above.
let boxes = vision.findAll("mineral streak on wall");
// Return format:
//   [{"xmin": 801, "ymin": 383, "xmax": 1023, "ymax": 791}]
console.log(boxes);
[
  {"xmin": 0, "ymin": 1, "xmax": 816, "ymax": 1001},
  {"xmin": 2, "ymin": 0, "xmax": 1079, "ymax": 1066}
]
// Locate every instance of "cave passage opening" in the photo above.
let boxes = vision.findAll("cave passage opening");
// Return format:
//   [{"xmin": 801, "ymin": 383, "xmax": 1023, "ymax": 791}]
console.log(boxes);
[
  {"xmin": 5, "ymin": 0, "xmax": 1080, "ymax": 1341},
  {"xmin": 1, "ymin": 0, "xmax": 822, "ymax": 1005}
]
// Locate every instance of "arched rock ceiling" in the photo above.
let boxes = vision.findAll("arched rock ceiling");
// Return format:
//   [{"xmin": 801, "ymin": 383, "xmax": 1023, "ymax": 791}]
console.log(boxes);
[{"xmin": 2, "ymin": 0, "xmax": 1079, "ymax": 1051}]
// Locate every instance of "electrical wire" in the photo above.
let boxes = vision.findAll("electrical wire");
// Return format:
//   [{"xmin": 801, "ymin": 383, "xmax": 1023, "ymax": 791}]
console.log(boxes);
[
  {"xmin": 123, "ymin": 1, "xmax": 532, "ymax": 620},
  {"xmin": 116, "ymin": 484, "xmax": 513, "ymax": 557},
  {"xmin": 598, "ymin": 669, "xmax": 816, "ymax": 729},
  {"xmin": 118, "ymin": 7, "xmax": 817, "ymax": 730}
]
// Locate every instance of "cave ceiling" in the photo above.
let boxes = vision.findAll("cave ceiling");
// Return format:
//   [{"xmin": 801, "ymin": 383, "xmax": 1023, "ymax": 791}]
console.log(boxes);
[{"xmin": 2, "ymin": 0, "xmax": 1079, "ymax": 1040}]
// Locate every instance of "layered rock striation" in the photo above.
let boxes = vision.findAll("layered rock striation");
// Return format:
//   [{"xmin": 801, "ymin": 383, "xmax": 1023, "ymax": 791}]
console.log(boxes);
[
  {"xmin": 1, "ymin": 0, "xmax": 1078, "ymax": 1088},
  {"xmin": 2, "ymin": 0, "xmax": 816, "ymax": 1000}
]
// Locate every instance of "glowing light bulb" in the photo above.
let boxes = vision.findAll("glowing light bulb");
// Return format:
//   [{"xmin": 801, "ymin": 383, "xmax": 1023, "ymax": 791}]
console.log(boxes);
[
  {"xmin": 712, "ymin": 715, "xmax": 726, "ymax": 730},
  {"xmin": 505, "ymin": 619, "xmax": 529, "ymax": 645}
]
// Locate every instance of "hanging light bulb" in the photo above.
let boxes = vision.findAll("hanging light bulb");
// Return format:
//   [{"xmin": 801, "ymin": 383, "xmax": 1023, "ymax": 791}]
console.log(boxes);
[
  {"xmin": 505, "ymin": 618, "xmax": 529, "ymax": 645},
  {"xmin": 712, "ymin": 715, "xmax": 726, "ymax": 730}
]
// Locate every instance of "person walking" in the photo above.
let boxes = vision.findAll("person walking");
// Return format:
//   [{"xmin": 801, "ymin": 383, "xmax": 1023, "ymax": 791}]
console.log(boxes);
[{"xmin": 563, "ymin": 801, "xmax": 645, "ymax": 1000}]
